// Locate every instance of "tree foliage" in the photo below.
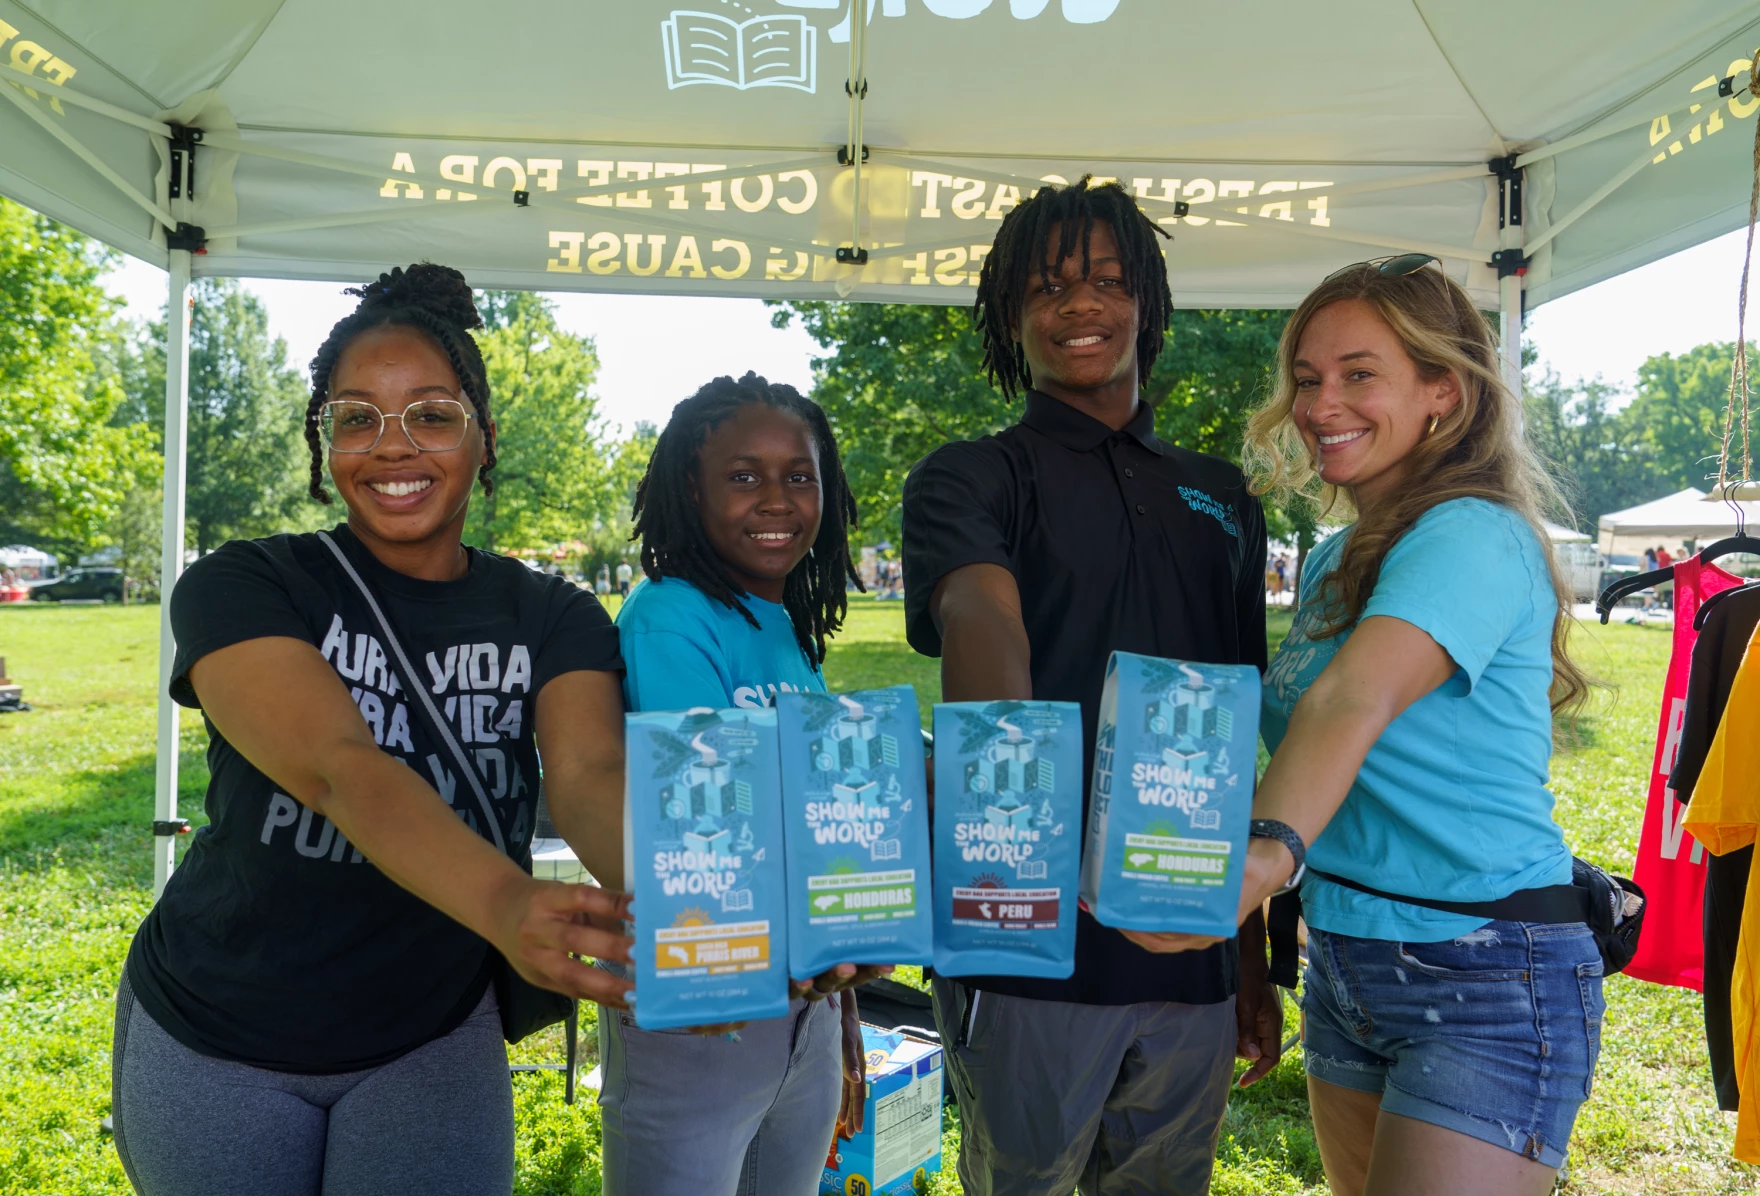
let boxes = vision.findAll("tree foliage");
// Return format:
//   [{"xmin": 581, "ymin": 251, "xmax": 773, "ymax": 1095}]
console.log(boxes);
[
  {"xmin": 125, "ymin": 279, "xmax": 313, "ymax": 555},
  {"xmin": 0, "ymin": 198, "xmax": 154, "ymax": 555},
  {"xmin": 466, "ymin": 291, "xmax": 608, "ymax": 553},
  {"xmin": 1527, "ymin": 341, "xmax": 1756, "ymax": 533}
]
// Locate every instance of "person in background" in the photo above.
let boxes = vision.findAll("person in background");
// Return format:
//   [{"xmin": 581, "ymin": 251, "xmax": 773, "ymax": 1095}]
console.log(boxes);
[
  {"xmin": 1151, "ymin": 254, "xmax": 1602, "ymax": 1195},
  {"xmin": 615, "ymin": 558, "xmax": 633, "ymax": 598},
  {"xmin": 1656, "ymin": 544, "xmax": 1676, "ymax": 610},
  {"xmin": 110, "ymin": 265, "xmax": 632, "ymax": 1196},
  {"xmin": 902, "ymin": 177, "xmax": 1278, "ymax": 1196},
  {"xmin": 595, "ymin": 565, "xmax": 611, "ymax": 597},
  {"xmin": 599, "ymin": 372, "xmax": 881, "ymax": 1196}
]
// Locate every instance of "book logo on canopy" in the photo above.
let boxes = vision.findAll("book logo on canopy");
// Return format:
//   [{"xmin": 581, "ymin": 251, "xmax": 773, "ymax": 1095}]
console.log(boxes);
[{"xmin": 662, "ymin": 10, "xmax": 818, "ymax": 92}]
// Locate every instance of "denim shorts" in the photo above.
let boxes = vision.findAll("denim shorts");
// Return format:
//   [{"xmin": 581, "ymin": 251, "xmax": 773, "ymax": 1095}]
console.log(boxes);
[{"xmin": 1301, "ymin": 919, "xmax": 1605, "ymax": 1170}]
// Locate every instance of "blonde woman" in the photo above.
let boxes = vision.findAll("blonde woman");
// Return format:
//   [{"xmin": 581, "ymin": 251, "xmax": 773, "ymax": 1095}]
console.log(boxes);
[{"xmin": 1137, "ymin": 256, "xmax": 1600, "ymax": 1195}]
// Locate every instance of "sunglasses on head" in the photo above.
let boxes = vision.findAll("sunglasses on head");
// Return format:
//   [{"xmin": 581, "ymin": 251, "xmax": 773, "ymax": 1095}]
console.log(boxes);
[{"xmin": 1323, "ymin": 253, "xmax": 1440, "ymax": 284}]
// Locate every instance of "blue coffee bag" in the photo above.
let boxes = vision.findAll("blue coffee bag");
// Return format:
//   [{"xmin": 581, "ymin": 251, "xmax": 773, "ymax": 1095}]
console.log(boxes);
[
  {"xmin": 1079, "ymin": 652, "xmax": 1260, "ymax": 937},
  {"xmin": 931, "ymin": 701, "xmax": 1082, "ymax": 979},
  {"xmin": 777, "ymin": 687, "xmax": 933, "ymax": 979},
  {"xmin": 625, "ymin": 707, "xmax": 790, "ymax": 1030}
]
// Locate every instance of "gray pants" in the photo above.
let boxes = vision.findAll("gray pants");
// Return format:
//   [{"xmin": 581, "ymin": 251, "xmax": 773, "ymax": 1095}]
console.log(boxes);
[
  {"xmin": 111, "ymin": 973, "xmax": 514, "ymax": 1196},
  {"xmin": 931, "ymin": 979, "xmax": 1236, "ymax": 1196},
  {"xmin": 596, "ymin": 994, "xmax": 843, "ymax": 1196}
]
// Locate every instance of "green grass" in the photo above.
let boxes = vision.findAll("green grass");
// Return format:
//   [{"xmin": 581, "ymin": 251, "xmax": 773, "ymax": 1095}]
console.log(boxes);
[{"xmin": 0, "ymin": 601, "xmax": 1751, "ymax": 1194}]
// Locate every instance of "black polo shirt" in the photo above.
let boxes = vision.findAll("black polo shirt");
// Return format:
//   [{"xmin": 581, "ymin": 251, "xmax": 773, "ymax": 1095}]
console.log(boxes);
[{"xmin": 902, "ymin": 389, "xmax": 1268, "ymax": 1007}]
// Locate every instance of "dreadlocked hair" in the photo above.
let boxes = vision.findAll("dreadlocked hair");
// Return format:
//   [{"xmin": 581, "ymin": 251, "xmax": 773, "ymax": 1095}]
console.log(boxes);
[
  {"xmin": 303, "ymin": 263, "xmax": 495, "ymax": 504},
  {"xmin": 631, "ymin": 372, "xmax": 861, "ymax": 667},
  {"xmin": 974, "ymin": 174, "xmax": 1173, "ymax": 399}
]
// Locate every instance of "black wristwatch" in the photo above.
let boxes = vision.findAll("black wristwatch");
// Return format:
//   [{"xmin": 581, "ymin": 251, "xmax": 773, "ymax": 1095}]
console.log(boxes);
[{"xmin": 1249, "ymin": 818, "xmax": 1307, "ymax": 893}]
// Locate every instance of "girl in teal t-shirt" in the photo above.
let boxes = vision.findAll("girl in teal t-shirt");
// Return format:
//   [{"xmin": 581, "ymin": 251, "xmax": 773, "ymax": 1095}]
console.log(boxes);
[
  {"xmin": 598, "ymin": 373, "xmax": 880, "ymax": 1196},
  {"xmin": 1134, "ymin": 261, "xmax": 1601, "ymax": 1195}
]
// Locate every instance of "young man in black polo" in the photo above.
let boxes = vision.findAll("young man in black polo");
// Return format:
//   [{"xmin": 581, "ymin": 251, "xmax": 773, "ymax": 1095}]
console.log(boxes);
[{"xmin": 902, "ymin": 178, "xmax": 1281, "ymax": 1195}]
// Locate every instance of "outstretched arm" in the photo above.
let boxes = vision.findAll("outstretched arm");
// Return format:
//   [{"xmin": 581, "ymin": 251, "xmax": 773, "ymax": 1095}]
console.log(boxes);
[
  {"xmin": 188, "ymin": 637, "xmax": 634, "ymax": 1006},
  {"xmin": 932, "ymin": 562, "xmax": 1032, "ymax": 702},
  {"xmin": 535, "ymin": 669, "xmax": 629, "ymax": 891}
]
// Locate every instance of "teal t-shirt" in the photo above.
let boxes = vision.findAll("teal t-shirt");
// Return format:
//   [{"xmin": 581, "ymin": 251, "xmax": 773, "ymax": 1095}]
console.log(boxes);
[
  {"xmin": 616, "ymin": 576, "xmax": 825, "ymax": 712},
  {"xmin": 1261, "ymin": 498, "xmax": 1573, "ymax": 942}
]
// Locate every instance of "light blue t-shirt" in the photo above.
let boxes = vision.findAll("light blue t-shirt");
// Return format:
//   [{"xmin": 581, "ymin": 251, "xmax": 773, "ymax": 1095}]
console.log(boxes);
[
  {"xmin": 616, "ymin": 576, "xmax": 824, "ymax": 712},
  {"xmin": 1261, "ymin": 498, "xmax": 1573, "ymax": 942}
]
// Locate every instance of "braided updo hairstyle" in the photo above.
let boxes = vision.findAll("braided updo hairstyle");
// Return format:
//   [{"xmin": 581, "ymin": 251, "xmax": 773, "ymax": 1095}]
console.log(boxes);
[{"xmin": 303, "ymin": 263, "xmax": 496, "ymax": 503}]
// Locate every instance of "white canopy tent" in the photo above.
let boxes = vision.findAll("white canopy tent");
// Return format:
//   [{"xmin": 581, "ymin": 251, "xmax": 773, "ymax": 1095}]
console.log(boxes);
[
  {"xmin": 1598, "ymin": 486, "xmax": 1760, "ymax": 556},
  {"xmin": 0, "ymin": 1, "xmax": 1756, "ymax": 893}
]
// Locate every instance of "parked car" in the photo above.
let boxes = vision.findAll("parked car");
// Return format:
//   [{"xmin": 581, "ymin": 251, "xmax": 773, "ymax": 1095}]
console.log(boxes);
[{"xmin": 30, "ymin": 567, "xmax": 125, "ymax": 603}]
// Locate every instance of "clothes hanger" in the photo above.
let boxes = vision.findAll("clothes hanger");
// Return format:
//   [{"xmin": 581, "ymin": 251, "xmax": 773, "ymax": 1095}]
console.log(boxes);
[
  {"xmin": 1597, "ymin": 492, "xmax": 1760, "ymax": 624},
  {"xmin": 1596, "ymin": 562, "xmax": 1676, "ymax": 624},
  {"xmin": 1691, "ymin": 495, "xmax": 1760, "ymax": 629}
]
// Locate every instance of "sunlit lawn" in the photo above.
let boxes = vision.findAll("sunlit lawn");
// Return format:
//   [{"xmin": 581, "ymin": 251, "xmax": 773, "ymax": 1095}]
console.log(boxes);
[{"xmin": 0, "ymin": 600, "xmax": 1748, "ymax": 1194}]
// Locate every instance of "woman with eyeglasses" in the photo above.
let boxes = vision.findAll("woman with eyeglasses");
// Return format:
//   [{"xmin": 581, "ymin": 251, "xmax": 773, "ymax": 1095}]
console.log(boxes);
[
  {"xmin": 1137, "ymin": 256, "xmax": 1602, "ymax": 1195},
  {"xmin": 111, "ymin": 264, "xmax": 633, "ymax": 1196}
]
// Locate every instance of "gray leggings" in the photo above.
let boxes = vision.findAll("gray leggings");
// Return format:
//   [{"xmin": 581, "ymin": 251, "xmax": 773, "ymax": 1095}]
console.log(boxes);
[{"xmin": 111, "ymin": 973, "xmax": 515, "ymax": 1196}]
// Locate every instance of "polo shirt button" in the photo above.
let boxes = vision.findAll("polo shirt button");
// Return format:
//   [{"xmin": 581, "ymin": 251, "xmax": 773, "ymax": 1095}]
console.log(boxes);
[
  {"xmin": 1136, "ymin": 503, "xmax": 1147, "ymax": 514},
  {"xmin": 1124, "ymin": 468, "xmax": 1135, "ymax": 478}
]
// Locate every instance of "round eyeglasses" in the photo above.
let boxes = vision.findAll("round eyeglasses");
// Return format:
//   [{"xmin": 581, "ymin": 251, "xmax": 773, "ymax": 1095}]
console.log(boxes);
[
  {"xmin": 318, "ymin": 399, "xmax": 474, "ymax": 454},
  {"xmin": 1323, "ymin": 253, "xmax": 1441, "ymax": 284}
]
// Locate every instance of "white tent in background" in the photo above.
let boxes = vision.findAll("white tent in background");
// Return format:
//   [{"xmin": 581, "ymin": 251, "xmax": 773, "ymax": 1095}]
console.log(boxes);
[
  {"xmin": 1598, "ymin": 487, "xmax": 1760, "ymax": 556},
  {"xmin": 0, "ymin": 1, "xmax": 1756, "ymax": 893},
  {"xmin": 1544, "ymin": 521, "xmax": 1591, "ymax": 543}
]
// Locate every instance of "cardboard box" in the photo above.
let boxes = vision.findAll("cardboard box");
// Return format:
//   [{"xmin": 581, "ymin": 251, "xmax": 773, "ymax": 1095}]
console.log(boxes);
[
  {"xmin": 1080, "ymin": 652, "xmax": 1260, "ymax": 936},
  {"xmin": 821, "ymin": 1025, "xmax": 944, "ymax": 1196}
]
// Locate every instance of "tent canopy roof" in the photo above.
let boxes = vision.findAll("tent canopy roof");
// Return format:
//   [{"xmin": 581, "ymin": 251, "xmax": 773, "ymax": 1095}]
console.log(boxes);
[
  {"xmin": 1597, "ymin": 487, "xmax": 1760, "ymax": 537},
  {"xmin": 2, "ymin": 1, "xmax": 1757, "ymax": 307}
]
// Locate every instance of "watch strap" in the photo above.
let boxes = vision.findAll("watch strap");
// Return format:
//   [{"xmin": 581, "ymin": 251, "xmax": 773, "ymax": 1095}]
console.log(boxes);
[{"xmin": 1249, "ymin": 818, "xmax": 1307, "ymax": 889}]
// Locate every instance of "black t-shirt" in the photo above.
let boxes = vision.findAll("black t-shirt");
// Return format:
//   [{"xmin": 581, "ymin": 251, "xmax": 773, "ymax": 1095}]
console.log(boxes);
[
  {"xmin": 124, "ymin": 525, "xmax": 621, "ymax": 1072},
  {"xmin": 903, "ymin": 390, "xmax": 1268, "ymax": 1006}
]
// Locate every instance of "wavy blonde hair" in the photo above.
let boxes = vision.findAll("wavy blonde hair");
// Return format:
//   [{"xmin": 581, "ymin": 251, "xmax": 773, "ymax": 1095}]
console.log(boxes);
[{"xmin": 1243, "ymin": 263, "xmax": 1590, "ymax": 714}]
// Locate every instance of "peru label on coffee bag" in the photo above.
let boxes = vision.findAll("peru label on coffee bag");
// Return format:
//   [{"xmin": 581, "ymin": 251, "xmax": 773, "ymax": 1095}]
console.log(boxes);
[
  {"xmin": 931, "ymin": 701, "xmax": 1082, "ymax": 979},
  {"xmin": 777, "ymin": 687, "xmax": 933, "ymax": 978},
  {"xmin": 1079, "ymin": 652, "xmax": 1260, "ymax": 938},
  {"xmin": 625, "ymin": 707, "xmax": 789, "ymax": 1030}
]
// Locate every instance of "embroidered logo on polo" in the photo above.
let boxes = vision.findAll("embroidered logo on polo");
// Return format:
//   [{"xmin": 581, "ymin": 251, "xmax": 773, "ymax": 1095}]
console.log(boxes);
[{"xmin": 1177, "ymin": 486, "xmax": 1238, "ymax": 537}]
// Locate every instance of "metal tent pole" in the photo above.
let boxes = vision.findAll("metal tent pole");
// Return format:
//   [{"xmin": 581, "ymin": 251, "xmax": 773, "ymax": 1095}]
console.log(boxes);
[
  {"xmin": 1490, "ymin": 155, "xmax": 1526, "ymax": 402},
  {"xmin": 152, "ymin": 249, "xmax": 192, "ymax": 899}
]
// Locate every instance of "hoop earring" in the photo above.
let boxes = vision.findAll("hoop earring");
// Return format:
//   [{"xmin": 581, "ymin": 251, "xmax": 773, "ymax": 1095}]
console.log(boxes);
[{"xmin": 1427, "ymin": 413, "xmax": 1440, "ymax": 437}]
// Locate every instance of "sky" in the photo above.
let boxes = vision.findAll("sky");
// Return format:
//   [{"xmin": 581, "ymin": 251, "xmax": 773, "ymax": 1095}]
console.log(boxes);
[{"xmin": 102, "ymin": 226, "xmax": 1757, "ymax": 435}]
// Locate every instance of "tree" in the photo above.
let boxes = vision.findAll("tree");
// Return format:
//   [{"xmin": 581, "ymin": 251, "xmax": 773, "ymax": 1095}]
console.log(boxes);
[
  {"xmin": 769, "ymin": 301, "xmax": 1295, "ymax": 544},
  {"xmin": 1523, "ymin": 369, "xmax": 1655, "ymax": 533},
  {"xmin": 126, "ymin": 279, "xmax": 312, "ymax": 554},
  {"xmin": 1622, "ymin": 341, "xmax": 1756, "ymax": 494},
  {"xmin": 0, "ymin": 198, "xmax": 155, "ymax": 556},
  {"xmin": 578, "ymin": 421, "xmax": 658, "ymax": 578},
  {"xmin": 467, "ymin": 291, "xmax": 608, "ymax": 552},
  {"xmin": 106, "ymin": 485, "xmax": 163, "ymax": 603}
]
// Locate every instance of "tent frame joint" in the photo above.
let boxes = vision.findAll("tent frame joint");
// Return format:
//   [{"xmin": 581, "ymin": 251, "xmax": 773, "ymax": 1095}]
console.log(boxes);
[
  {"xmin": 167, "ymin": 123, "xmax": 202, "ymax": 200},
  {"xmin": 1489, "ymin": 153, "xmax": 1524, "ymax": 231},
  {"xmin": 166, "ymin": 222, "xmax": 206, "ymax": 252},
  {"xmin": 835, "ymin": 245, "xmax": 870, "ymax": 264},
  {"xmin": 152, "ymin": 819, "xmax": 191, "ymax": 838},
  {"xmin": 836, "ymin": 143, "xmax": 870, "ymax": 166},
  {"xmin": 1490, "ymin": 248, "xmax": 1529, "ymax": 279}
]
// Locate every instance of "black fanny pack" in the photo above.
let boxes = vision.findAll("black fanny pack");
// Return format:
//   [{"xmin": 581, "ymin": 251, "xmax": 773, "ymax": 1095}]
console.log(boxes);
[{"xmin": 1308, "ymin": 857, "xmax": 1646, "ymax": 976}]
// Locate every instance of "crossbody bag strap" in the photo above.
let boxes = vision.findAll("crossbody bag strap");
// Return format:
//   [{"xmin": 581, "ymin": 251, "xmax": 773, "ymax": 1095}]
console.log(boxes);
[
  {"xmin": 316, "ymin": 531, "xmax": 506, "ymax": 854},
  {"xmin": 1306, "ymin": 867, "xmax": 1588, "ymax": 924}
]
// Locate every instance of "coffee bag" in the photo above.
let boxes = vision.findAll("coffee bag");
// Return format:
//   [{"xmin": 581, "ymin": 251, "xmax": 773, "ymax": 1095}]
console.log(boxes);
[
  {"xmin": 931, "ymin": 700, "xmax": 1082, "ymax": 979},
  {"xmin": 625, "ymin": 707, "xmax": 789, "ymax": 1029},
  {"xmin": 777, "ymin": 687, "xmax": 934, "ymax": 978},
  {"xmin": 1079, "ymin": 652, "xmax": 1260, "ymax": 937}
]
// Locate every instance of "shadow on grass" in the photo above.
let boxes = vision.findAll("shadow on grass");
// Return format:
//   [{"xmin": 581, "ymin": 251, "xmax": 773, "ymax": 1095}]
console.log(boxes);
[
  {"xmin": 0, "ymin": 748, "xmax": 206, "ymax": 867},
  {"xmin": 822, "ymin": 643, "xmax": 943, "ymax": 722}
]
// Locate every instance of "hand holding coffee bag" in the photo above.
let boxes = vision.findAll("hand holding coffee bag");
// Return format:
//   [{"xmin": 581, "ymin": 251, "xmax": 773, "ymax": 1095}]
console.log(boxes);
[
  {"xmin": 777, "ymin": 686, "xmax": 933, "ymax": 979},
  {"xmin": 625, "ymin": 707, "xmax": 789, "ymax": 1030},
  {"xmin": 931, "ymin": 700, "xmax": 1082, "ymax": 979},
  {"xmin": 1079, "ymin": 652, "xmax": 1260, "ymax": 938}
]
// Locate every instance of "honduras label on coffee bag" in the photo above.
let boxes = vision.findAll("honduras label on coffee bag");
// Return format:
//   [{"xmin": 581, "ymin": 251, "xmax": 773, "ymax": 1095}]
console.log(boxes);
[
  {"xmin": 625, "ymin": 707, "xmax": 789, "ymax": 1030},
  {"xmin": 931, "ymin": 701, "xmax": 1082, "ymax": 979},
  {"xmin": 1079, "ymin": 653, "xmax": 1260, "ymax": 937},
  {"xmin": 777, "ymin": 686, "xmax": 933, "ymax": 978}
]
